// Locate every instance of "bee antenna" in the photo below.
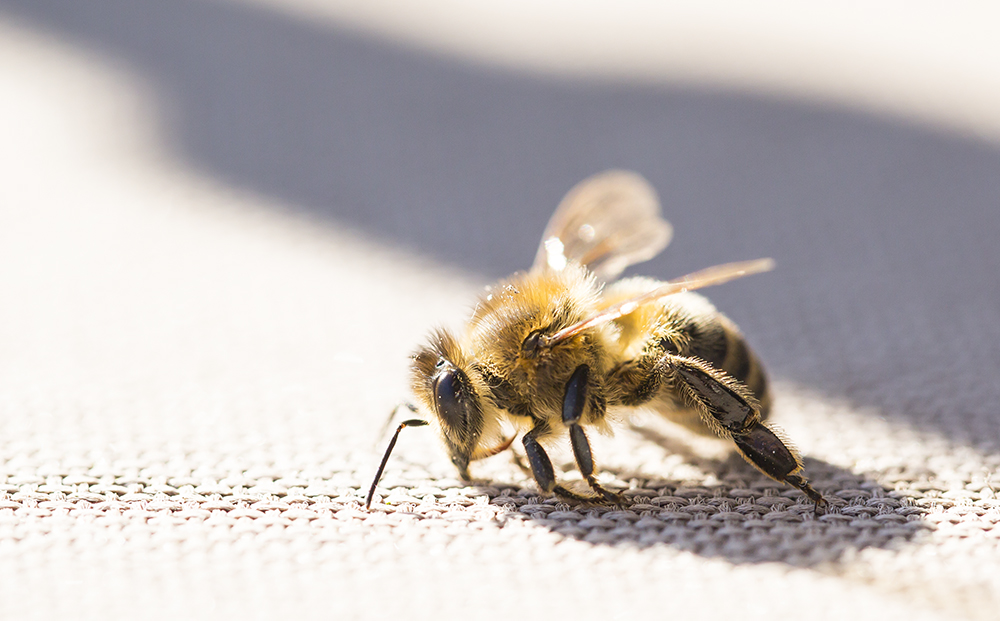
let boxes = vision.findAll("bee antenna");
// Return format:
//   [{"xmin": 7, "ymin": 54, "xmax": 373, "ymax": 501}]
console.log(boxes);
[
  {"xmin": 376, "ymin": 402, "xmax": 419, "ymax": 446},
  {"xmin": 365, "ymin": 418, "xmax": 429, "ymax": 509}
]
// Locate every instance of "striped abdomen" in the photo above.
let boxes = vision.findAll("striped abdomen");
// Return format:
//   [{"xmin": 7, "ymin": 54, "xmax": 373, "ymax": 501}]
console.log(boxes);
[{"xmin": 658, "ymin": 293, "xmax": 771, "ymax": 417}]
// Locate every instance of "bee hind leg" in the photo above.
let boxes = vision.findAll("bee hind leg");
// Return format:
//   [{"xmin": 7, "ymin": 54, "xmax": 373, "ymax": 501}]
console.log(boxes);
[
  {"xmin": 732, "ymin": 422, "xmax": 827, "ymax": 514},
  {"xmin": 666, "ymin": 356, "xmax": 827, "ymax": 513}
]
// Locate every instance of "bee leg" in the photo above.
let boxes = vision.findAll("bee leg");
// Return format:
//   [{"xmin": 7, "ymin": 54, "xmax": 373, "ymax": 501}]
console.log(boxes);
[
  {"xmin": 731, "ymin": 423, "xmax": 828, "ymax": 512},
  {"xmin": 563, "ymin": 365, "xmax": 622, "ymax": 503},
  {"xmin": 666, "ymin": 356, "xmax": 827, "ymax": 512},
  {"xmin": 522, "ymin": 422, "xmax": 605, "ymax": 503},
  {"xmin": 522, "ymin": 424, "xmax": 558, "ymax": 494}
]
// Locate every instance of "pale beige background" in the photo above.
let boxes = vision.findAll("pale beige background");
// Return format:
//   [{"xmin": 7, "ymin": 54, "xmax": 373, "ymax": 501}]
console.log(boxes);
[{"xmin": 0, "ymin": 2, "xmax": 998, "ymax": 620}]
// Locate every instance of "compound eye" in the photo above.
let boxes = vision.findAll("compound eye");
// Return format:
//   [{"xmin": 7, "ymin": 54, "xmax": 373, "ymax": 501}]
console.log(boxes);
[{"xmin": 433, "ymin": 364, "xmax": 471, "ymax": 430}]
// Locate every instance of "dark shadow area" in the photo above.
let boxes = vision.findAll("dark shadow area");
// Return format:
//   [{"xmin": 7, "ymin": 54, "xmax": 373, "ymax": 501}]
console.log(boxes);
[
  {"xmin": 3, "ymin": 0, "xmax": 999, "ymax": 454},
  {"xmin": 468, "ymin": 450, "xmax": 925, "ymax": 567},
  {"xmin": 364, "ymin": 419, "xmax": 930, "ymax": 567},
  {"xmin": 367, "ymin": 422, "xmax": 928, "ymax": 567}
]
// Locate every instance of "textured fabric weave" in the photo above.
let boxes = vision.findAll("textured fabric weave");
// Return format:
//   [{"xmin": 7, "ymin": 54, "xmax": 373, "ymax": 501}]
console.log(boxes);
[{"xmin": 0, "ymin": 3, "xmax": 998, "ymax": 620}]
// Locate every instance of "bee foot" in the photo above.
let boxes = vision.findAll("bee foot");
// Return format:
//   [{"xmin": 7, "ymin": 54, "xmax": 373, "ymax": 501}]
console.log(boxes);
[{"xmin": 553, "ymin": 485, "xmax": 605, "ymax": 504}]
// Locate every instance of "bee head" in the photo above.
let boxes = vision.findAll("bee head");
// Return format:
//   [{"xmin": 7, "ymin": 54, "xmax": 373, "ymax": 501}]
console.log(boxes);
[{"xmin": 411, "ymin": 331, "xmax": 484, "ymax": 480}]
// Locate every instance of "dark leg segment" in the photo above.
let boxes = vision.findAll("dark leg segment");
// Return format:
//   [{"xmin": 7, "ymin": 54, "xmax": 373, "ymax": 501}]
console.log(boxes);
[
  {"xmin": 670, "ymin": 361, "xmax": 755, "ymax": 432},
  {"xmin": 567, "ymin": 425, "xmax": 621, "ymax": 502},
  {"xmin": 732, "ymin": 423, "xmax": 826, "ymax": 509},
  {"xmin": 666, "ymin": 355, "xmax": 827, "ymax": 511},
  {"xmin": 731, "ymin": 423, "xmax": 796, "ymax": 480},
  {"xmin": 561, "ymin": 365, "xmax": 590, "ymax": 425},
  {"xmin": 522, "ymin": 427, "xmax": 556, "ymax": 493},
  {"xmin": 562, "ymin": 365, "xmax": 621, "ymax": 502},
  {"xmin": 568, "ymin": 425, "xmax": 593, "ymax": 476},
  {"xmin": 521, "ymin": 427, "xmax": 595, "ymax": 502}
]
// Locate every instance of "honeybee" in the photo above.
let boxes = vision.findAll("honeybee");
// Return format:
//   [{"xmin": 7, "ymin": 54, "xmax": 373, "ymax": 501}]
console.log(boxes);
[{"xmin": 366, "ymin": 170, "xmax": 826, "ymax": 511}]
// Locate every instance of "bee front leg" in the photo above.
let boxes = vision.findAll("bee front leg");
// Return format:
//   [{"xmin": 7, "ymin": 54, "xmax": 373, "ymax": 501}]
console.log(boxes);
[
  {"xmin": 522, "ymin": 424, "xmax": 557, "ymax": 494},
  {"xmin": 522, "ymin": 424, "xmax": 579, "ymax": 500},
  {"xmin": 522, "ymin": 420, "xmax": 612, "ymax": 504}
]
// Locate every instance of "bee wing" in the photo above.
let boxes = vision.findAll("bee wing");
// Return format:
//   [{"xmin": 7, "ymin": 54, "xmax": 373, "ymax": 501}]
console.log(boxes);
[
  {"xmin": 542, "ymin": 258, "xmax": 775, "ymax": 347},
  {"xmin": 532, "ymin": 170, "xmax": 673, "ymax": 282}
]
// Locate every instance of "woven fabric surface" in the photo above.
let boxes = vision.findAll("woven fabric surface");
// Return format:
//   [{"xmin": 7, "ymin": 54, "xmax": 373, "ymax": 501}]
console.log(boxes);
[{"xmin": 1, "ymin": 3, "xmax": 999, "ymax": 620}]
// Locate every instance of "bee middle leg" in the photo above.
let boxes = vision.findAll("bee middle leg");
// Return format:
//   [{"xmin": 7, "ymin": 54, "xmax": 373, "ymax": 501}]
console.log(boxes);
[
  {"xmin": 612, "ymin": 354, "xmax": 826, "ymax": 510},
  {"xmin": 561, "ymin": 365, "xmax": 622, "ymax": 503}
]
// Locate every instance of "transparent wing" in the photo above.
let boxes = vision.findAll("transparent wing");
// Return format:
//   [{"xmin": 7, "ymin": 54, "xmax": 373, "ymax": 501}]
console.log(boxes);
[
  {"xmin": 532, "ymin": 170, "xmax": 673, "ymax": 282},
  {"xmin": 541, "ymin": 259, "xmax": 775, "ymax": 347}
]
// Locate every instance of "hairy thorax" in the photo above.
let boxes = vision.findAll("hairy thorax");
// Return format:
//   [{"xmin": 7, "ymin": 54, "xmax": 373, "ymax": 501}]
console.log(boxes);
[{"xmin": 464, "ymin": 266, "xmax": 614, "ymax": 429}]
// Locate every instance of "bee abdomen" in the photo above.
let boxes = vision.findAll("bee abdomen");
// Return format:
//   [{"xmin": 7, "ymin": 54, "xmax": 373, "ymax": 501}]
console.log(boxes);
[
  {"xmin": 720, "ymin": 325, "xmax": 771, "ymax": 417},
  {"xmin": 661, "ymin": 308, "xmax": 771, "ymax": 418}
]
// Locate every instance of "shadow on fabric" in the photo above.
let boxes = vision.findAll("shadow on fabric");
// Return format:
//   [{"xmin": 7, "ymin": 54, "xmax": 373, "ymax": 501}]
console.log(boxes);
[
  {"xmin": 3, "ymin": 0, "xmax": 998, "ymax": 483},
  {"xmin": 463, "ymin": 422, "xmax": 928, "ymax": 566}
]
